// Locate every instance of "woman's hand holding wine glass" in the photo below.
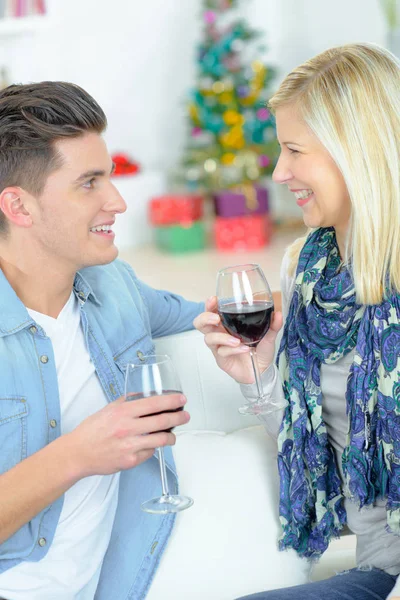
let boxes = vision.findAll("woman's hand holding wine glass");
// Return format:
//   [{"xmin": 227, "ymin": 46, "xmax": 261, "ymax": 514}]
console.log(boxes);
[
  {"xmin": 194, "ymin": 296, "xmax": 283, "ymax": 384},
  {"xmin": 194, "ymin": 263, "xmax": 288, "ymax": 416}
]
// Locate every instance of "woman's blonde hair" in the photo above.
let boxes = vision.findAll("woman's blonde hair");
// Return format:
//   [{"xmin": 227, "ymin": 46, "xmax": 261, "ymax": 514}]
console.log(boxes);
[{"xmin": 269, "ymin": 43, "xmax": 400, "ymax": 305}]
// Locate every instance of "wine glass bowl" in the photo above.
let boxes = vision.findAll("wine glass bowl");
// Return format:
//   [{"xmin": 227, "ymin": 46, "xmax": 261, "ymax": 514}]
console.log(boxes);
[
  {"xmin": 216, "ymin": 264, "xmax": 287, "ymax": 416},
  {"xmin": 125, "ymin": 354, "xmax": 193, "ymax": 514},
  {"xmin": 217, "ymin": 264, "xmax": 274, "ymax": 345}
]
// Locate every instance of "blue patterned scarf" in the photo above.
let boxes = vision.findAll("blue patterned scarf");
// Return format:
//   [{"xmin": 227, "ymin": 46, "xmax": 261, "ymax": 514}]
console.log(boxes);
[{"xmin": 277, "ymin": 227, "xmax": 400, "ymax": 559}]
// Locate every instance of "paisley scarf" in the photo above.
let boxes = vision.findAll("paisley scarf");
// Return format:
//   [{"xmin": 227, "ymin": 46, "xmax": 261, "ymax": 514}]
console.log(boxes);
[{"xmin": 277, "ymin": 227, "xmax": 400, "ymax": 558}]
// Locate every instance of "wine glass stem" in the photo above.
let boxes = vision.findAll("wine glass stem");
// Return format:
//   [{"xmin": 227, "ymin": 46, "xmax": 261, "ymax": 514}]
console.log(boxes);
[
  {"xmin": 158, "ymin": 447, "xmax": 170, "ymax": 498},
  {"xmin": 249, "ymin": 348, "xmax": 264, "ymax": 400}
]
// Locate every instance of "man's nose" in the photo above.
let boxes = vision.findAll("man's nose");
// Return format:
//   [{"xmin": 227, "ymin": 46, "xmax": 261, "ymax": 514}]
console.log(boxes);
[{"xmin": 105, "ymin": 183, "xmax": 127, "ymax": 214}]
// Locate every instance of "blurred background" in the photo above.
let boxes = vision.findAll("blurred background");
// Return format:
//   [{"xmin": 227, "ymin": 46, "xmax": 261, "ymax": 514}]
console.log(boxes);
[{"xmin": 0, "ymin": 0, "xmax": 394, "ymax": 299}]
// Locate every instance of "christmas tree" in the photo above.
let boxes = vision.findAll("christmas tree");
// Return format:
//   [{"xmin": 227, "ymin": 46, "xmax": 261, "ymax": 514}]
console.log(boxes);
[{"xmin": 173, "ymin": 0, "xmax": 279, "ymax": 195}]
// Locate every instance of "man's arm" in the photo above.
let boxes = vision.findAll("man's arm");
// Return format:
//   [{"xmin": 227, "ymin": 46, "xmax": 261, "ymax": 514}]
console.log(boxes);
[
  {"xmin": 135, "ymin": 278, "xmax": 204, "ymax": 338},
  {"xmin": 0, "ymin": 393, "xmax": 189, "ymax": 544}
]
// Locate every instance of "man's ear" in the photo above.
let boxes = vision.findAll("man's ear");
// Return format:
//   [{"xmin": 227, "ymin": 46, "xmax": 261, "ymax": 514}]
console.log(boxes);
[{"xmin": 0, "ymin": 187, "xmax": 33, "ymax": 228}]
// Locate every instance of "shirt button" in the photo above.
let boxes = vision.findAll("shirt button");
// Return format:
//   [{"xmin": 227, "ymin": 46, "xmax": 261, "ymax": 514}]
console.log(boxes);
[
  {"xmin": 30, "ymin": 325, "xmax": 38, "ymax": 334},
  {"xmin": 40, "ymin": 355, "xmax": 49, "ymax": 364},
  {"xmin": 137, "ymin": 350, "xmax": 145, "ymax": 361},
  {"xmin": 38, "ymin": 537, "xmax": 47, "ymax": 547},
  {"xmin": 78, "ymin": 291, "xmax": 86, "ymax": 300},
  {"xmin": 49, "ymin": 419, "xmax": 57, "ymax": 428},
  {"xmin": 150, "ymin": 541, "xmax": 158, "ymax": 554}
]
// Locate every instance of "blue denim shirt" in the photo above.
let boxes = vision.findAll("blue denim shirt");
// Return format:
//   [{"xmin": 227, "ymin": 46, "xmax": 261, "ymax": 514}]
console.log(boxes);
[{"xmin": 0, "ymin": 259, "xmax": 203, "ymax": 599}]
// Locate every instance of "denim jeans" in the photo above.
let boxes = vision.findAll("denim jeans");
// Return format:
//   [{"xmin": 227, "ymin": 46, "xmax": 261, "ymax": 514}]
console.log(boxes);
[{"xmin": 236, "ymin": 568, "xmax": 398, "ymax": 600}]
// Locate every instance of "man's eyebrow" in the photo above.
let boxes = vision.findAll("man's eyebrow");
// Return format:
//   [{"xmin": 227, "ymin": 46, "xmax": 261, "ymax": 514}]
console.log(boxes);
[{"xmin": 74, "ymin": 162, "xmax": 116, "ymax": 183}]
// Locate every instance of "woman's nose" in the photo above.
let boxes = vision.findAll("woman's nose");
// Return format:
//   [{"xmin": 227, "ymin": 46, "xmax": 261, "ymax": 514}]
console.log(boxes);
[{"xmin": 272, "ymin": 154, "xmax": 292, "ymax": 185}]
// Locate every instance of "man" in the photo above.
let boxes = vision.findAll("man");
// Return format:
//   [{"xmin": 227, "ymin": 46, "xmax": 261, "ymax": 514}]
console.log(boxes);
[{"xmin": 0, "ymin": 81, "xmax": 203, "ymax": 599}]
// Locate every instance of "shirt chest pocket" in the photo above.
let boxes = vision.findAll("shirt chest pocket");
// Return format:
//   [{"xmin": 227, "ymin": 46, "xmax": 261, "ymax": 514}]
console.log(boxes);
[
  {"xmin": 113, "ymin": 337, "xmax": 155, "ymax": 380},
  {"xmin": 0, "ymin": 397, "xmax": 29, "ymax": 474}
]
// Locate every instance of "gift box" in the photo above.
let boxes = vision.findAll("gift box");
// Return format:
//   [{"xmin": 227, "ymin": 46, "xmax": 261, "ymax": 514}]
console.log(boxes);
[
  {"xmin": 213, "ymin": 186, "xmax": 269, "ymax": 218},
  {"xmin": 149, "ymin": 194, "xmax": 203, "ymax": 226},
  {"xmin": 154, "ymin": 221, "xmax": 206, "ymax": 253},
  {"xmin": 214, "ymin": 214, "xmax": 273, "ymax": 252}
]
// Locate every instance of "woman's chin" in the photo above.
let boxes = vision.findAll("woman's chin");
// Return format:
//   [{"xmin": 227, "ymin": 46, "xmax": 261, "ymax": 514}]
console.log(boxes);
[{"xmin": 302, "ymin": 212, "xmax": 322, "ymax": 229}]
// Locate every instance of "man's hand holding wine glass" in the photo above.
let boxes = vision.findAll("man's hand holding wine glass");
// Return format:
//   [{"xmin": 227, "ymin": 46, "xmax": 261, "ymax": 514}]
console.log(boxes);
[
  {"xmin": 68, "ymin": 392, "xmax": 190, "ymax": 478},
  {"xmin": 194, "ymin": 296, "xmax": 283, "ymax": 385}
]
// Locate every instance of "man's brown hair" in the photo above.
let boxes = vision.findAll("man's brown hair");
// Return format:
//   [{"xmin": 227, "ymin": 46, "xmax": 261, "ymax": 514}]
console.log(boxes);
[{"xmin": 0, "ymin": 81, "xmax": 107, "ymax": 235}]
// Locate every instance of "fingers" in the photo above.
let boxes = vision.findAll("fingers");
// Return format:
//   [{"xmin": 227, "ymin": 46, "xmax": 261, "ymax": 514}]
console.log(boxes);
[
  {"xmin": 270, "ymin": 311, "xmax": 283, "ymax": 333},
  {"xmin": 216, "ymin": 344, "xmax": 250, "ymax": 358},
  {"xmin": 193, "ymin": 296, "xmax": 222, "ymax": 333},
  {"xmin": 260, "ymin": 311, "xmax": 283, "ymax": 344},
  {"xmin": 205, "ymin": 295, "xmax": 218, "ymax": 312},
  {"xmin": 193, "ymin": 310, "xmax": 221, "ymax": 334},
  {"xmin": 140, "ymin": 430, "xmax": 178, "ymax": 449},
  {"xmin": 124, "ymin": 393, "xmax": 187, "ymax": 418},
  {"xmin": 136, "ymin": 410, "xmax": 190, "ymax": 435},
  {"xmin": 204, "ymin": 331, "xmax": 250, "ymax": 356},
  {"xmin": 133, "ymin": 448, "xmax": 155, "ymax": 466},
  {"xmin": 204, "ymin": 331, "xmax": 240, "ymax": 349}
]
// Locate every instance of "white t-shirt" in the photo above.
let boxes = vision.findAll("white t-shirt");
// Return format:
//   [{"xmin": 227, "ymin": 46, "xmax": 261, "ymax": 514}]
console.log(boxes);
[{"xmin": 0, "ymin": 292, "xmax": 120, "ymax": 600}]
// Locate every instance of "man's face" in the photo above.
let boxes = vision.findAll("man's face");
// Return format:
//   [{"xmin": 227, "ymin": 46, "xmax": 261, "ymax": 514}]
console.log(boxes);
[{"xmin": 29, "ymin": 132, "xmax": 127, "ymax": 271}]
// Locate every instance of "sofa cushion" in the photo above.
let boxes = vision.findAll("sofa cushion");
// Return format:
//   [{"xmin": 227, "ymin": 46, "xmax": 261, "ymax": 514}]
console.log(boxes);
[{"xmin": 147, "ymin": 426, "xmax": 311, "ymax": 600}]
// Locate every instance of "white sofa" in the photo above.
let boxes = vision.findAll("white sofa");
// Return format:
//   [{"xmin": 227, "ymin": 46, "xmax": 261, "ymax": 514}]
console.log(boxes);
[{"xmin": 146, "ymin": 329, "xmax": 356, "ymax": 600}]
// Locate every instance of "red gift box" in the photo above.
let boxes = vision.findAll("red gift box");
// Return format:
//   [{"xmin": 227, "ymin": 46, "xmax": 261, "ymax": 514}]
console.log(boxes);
[
  {"xmin": 214, "ymin": 214, "xmax": 273, "ymax": 252},
  {"xmin": 149, "ymin": 194, "xmax": 203, "ymax": 226}
]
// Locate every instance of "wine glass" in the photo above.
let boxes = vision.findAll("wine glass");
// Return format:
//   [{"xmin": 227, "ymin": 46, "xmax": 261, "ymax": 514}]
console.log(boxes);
[
  {"xmin": 216, "ymin": 263, "xmax": 288, "ymax": 416},
  {"xmin": 125, "ymin": 354, "xmax": 194, "ymax": 514}
]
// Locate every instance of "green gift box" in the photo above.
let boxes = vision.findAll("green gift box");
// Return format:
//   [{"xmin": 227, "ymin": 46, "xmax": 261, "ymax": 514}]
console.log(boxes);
[{"xmin": 154, "ymin": 221, "xmax": 205, "ymax": 253}]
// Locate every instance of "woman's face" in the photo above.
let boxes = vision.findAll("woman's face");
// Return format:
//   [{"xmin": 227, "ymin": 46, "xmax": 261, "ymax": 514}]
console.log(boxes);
[{"xmin": 273, "ymin": 104, "xmax": 351, "ymax": 235}]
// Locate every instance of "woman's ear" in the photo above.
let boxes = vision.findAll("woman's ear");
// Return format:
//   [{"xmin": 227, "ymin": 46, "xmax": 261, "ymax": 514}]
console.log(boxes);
[{"xmin": 0, "ymin": 187, "xmax": 33, "ymax": 228}]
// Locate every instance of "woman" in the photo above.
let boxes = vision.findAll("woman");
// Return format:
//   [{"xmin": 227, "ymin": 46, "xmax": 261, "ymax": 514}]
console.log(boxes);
[{"xmin": 194, "ymin": 43, "xmax": 400, "ymax": 600}]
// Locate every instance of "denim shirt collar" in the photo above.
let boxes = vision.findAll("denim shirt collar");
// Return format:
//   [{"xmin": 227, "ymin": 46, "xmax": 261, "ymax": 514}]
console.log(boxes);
[
  {"xmin": 73, "ymin": 269, "xmax": 102, "ymax": 307},
  {"xmin": 0, "ymin": 268, "xmax": 101, "ymax": 337}
]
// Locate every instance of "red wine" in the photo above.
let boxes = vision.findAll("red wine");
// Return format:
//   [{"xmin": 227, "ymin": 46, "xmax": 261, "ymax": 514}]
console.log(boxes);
[
  {"xmin": 126, "ymin": 389, "xmax": 183, "ymax": 432},
  {"xmin": 219, "ymin": 301, "xmax": 274, "ymax": 346}
]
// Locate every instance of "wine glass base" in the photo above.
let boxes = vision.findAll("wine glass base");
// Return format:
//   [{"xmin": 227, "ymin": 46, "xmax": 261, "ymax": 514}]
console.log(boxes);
[
  {"xmin": 238, "ymin": 400, "xmax": 288, "ymax": 416},
  {"xmin": 141, "ymin": 494, "xmax": 194, "ymax": 514}
]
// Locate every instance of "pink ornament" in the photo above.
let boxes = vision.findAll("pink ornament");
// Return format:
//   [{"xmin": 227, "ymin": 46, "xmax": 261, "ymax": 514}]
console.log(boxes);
[
  {"xmin": 256, "ymin": 108, "xmax": 270, "ymax": 121},
  {"xmin": 204, "ymin": 10, "xmax": 216, "ymax": 24},
  {"xmin": 259, "ymin": 155, "xmax": 271, "ymax": 168},
  {"xmin": 191, "ymin": 127, "xmax": 202, "ymax": 136}
]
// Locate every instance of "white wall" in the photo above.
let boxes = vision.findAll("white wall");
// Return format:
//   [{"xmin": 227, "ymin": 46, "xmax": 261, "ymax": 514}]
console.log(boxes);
[
  {"xmin": 2, "ymin": 0, "xmax": 387, "ymax": 170},
  {"xmin": 0, "ymin": 0, "xmax": 388, "ymax": 245}
]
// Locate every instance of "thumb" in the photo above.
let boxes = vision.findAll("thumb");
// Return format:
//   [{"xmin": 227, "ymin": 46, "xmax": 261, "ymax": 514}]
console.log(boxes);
[
  {"xmin": 270, "ymin": 311, "xmax": 283, "ymax": 335},
  {"xmin": 205, "ymin": 295, "xmax": 218, "ymax": 313}
]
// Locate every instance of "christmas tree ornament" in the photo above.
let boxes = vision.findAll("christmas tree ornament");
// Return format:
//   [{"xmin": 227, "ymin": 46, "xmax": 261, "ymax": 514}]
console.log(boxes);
[
  {"xmin": 172, "ymin": 0, "xmax": 278, "ymax": 194},
  {"xmin": 168, "ymin": 0, "xmax": 280, "ymax": 251}
]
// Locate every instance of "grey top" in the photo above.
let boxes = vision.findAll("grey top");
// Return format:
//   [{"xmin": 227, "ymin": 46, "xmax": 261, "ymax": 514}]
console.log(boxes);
[{"xmin": 241, "ymin": 251, "xmax": 400, "ymax": 580}]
